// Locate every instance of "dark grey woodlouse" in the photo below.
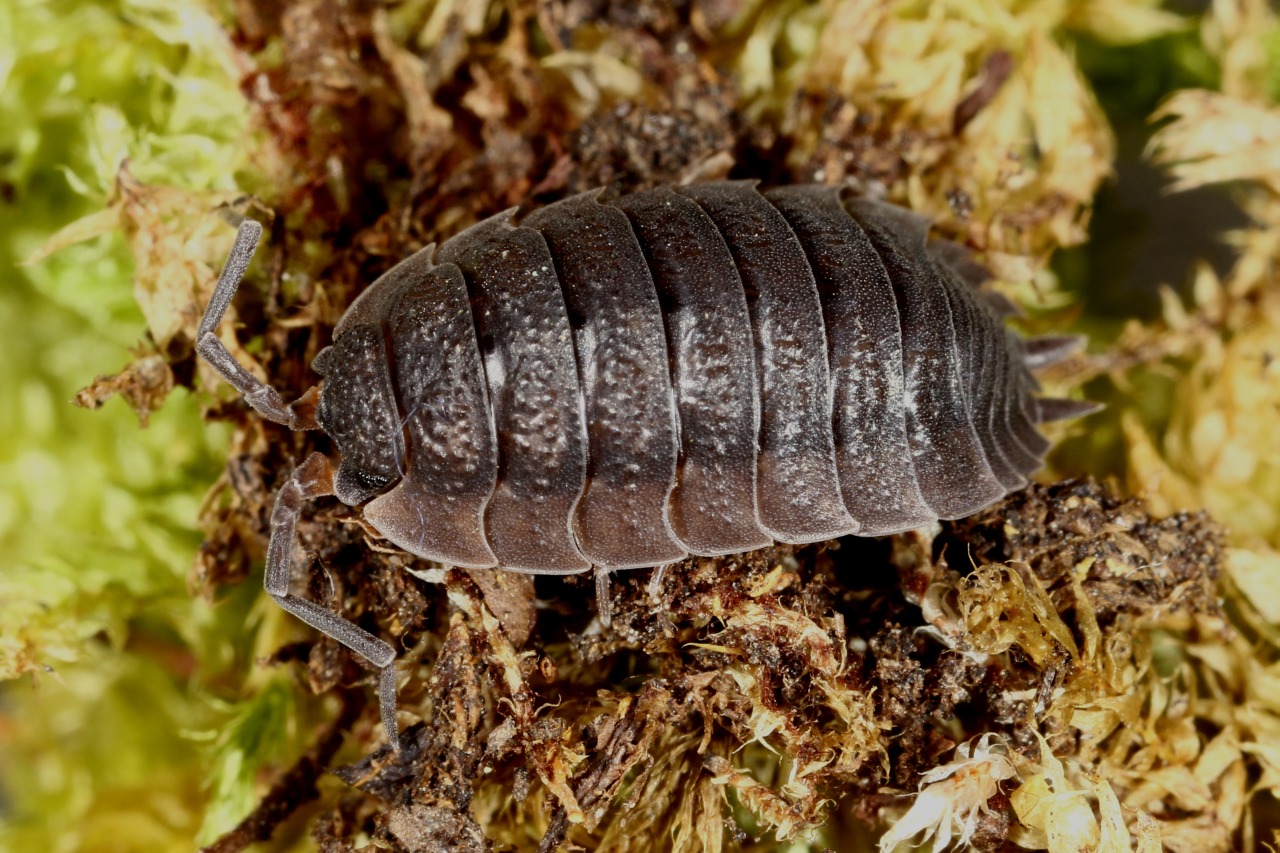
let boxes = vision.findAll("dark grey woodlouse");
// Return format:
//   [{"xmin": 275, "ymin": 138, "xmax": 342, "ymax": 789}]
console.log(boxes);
[{"xmin": 197, "ymin": 182, "xmax": 1095, "ymax": 750}]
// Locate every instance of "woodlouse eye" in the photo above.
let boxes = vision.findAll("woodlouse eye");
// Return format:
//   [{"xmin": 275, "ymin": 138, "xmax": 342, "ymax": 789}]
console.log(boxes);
[
  {"xmin": 334, "ymin": 464, "xmax": 395, "ymax": 506},
  {"xmin": 351, "ymin": 469, "xmax": 392, "ymax": 493}
]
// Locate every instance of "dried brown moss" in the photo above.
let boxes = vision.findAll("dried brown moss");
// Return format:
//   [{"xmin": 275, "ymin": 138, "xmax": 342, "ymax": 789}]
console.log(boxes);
[
  {"xmin": 195, "ymin": 451, "xmax": 1229, "ymax": 850},
  {"xmin": 944, "ymin": 478, "xmax": 1224, "ymax": 627}
]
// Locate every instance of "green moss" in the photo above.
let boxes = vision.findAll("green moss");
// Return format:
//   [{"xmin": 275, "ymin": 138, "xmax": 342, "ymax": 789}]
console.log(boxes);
[
  {"xmin": 1073, "ymin": 29, "xmax": 1219, "ymax": 119},
  {"xmin": 1263, "ymin": 22, "xmax": 1280, "ymax": 104},
  {"xmin": 0, "ymin": 1, "xmax": 280, "ymax": 848},
  {"xmin": 197, "ymin": 678, "xmax": 300, "ymax": 846}
]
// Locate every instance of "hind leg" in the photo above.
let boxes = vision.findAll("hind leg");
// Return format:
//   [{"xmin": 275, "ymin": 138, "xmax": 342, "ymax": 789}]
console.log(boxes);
[
  {"xmin": 198, "ymin": 220, "xmax": 312, "ymax": 430},
  {"xmin": 265, "ymin": 452, "xmax": 402, "ymax": 752}
]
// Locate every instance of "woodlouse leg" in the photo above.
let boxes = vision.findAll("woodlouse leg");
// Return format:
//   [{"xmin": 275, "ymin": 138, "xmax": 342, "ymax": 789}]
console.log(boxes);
[
  {"xmin": 595, "ymin": 567, "xmax": 614, "ymax": 628},
  {"xmin": 647, "ymin": 564, "xmax": 667, "ymax": 604},
  {"xmin": 265, "ymin": 452, "xmax": 402, "ymax": 752},
  {"xmin": 198, "ymin": 220, "xmax": 312, "ymax": 430}
]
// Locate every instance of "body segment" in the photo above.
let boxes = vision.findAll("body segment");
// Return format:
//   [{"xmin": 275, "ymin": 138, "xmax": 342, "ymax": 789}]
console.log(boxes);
[
  {"xmin": 679, "ymin": 182, "xmax": 856, "ymax": 543},
  {"xmin": 522, "ymin": 193, "xmax": 687, "ymax": 569},
  {"xmin": 437, "ymin": 213, "xmax": 592, "ymax": 574},
  {"xmin": 363, "ymin": 255, "xmax": 499, "ymax": 569},
  {"xmin": 767, "ymin": 186, "xmax": 935, "ymax": 535},
  {"xmin": 615, "ymin": 187, "xmax": 771, "ymax": 556}
]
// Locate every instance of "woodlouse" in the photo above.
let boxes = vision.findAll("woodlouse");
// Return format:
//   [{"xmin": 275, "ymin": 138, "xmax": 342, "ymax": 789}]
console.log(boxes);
[{"xmin": 197, "ymin": 182, "xmax": 1095, "ymax": 750}]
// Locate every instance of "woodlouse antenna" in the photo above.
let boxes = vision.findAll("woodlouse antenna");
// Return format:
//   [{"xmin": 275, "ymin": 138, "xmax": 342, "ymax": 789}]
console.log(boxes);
[
  {"xmin": 198, "ymin": 225, "xmax": 401, "ymax": 751},
  {"xmin": 263, "ymin": 452, "xmax": 403, "ymax": 752},
  {"xmin": 197, "ymin": 220, "xmax": 316, "ymax": 430}
]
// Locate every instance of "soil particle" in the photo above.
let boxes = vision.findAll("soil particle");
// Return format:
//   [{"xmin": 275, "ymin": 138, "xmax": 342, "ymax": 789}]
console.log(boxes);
[{"xmin": 943, "ymin": 478, "xmax": 1224, "ymax": 625}]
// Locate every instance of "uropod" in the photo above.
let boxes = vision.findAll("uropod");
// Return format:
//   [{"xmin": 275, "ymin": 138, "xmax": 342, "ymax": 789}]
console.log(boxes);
[{"xmin": 197, "ymin": 182, "xmax": 1094, "ymax": 752}]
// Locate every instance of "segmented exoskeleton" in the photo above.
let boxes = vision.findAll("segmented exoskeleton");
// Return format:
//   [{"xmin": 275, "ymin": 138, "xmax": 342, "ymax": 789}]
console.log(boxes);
[{"xmin": 197, "ymin": 182, "xmax": 1094, "ymax": 751}]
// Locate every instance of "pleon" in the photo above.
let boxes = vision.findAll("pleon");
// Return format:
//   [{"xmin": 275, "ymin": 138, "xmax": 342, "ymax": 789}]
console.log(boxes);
[
  {"xmin": 929, "ymin": 255, "xmax": 1025, "ymax": 491},
  {"xmin": 987, "ymin": 315, "xmax": 1047, "ymax": 477},
  {"xmin": 1004, "ymin": 330, "xmax": 1053, "ymax": 466},
  {"xmin": 927, "ymin": 239, "xmax": 992, "ymax": 289}
]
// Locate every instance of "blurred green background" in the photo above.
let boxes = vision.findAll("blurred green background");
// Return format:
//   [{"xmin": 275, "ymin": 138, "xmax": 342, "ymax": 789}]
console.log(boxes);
[{"xmin": 0, "ymin": 2, "xmax": 284, "ymax": 848}]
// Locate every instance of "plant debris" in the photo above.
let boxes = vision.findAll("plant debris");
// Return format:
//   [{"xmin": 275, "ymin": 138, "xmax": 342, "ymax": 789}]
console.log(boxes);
[
  {"xmin": 73, "ymin": 350, "xmax": 176, "ymax": 426},
  {"xmin": 199, "ymin": 477, "xmax": 1228, "ymax": 851}
]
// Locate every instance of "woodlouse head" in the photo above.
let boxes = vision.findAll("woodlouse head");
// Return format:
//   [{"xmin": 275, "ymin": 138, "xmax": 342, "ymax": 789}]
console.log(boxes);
[{"xmin": 312, "ymin": 327, "xmax": 405, "ymax": 506}]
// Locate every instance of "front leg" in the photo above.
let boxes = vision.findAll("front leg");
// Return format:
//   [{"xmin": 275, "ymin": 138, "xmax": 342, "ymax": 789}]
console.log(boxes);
[{"xmin": 265, "ymin": 452, "xmax": 401, "ymax": 752}]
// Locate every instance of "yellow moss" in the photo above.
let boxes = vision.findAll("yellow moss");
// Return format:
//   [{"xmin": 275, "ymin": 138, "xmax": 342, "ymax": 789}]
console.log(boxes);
[
  {"xmin": 741, "ymin": 0, "xmax": 1117, "ymax": 266},
  {"xmin": 1124, "ymin": 0, "xmax": 1280, "ymax": 552},
  {"xmin": 1096, "ymin": 26, "xmax": 1280, "ymax": 849},
  {"xmin": 959, "ymin": 564, "xmax": 1079, "ymax": 666},
  {"xmin": 1149, "ymin": 90, "xmax": 1280, "ymax": 194},
  {"xmin": 879, "ymin": 734, "xmax": 1018, "ymax": 852}
]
